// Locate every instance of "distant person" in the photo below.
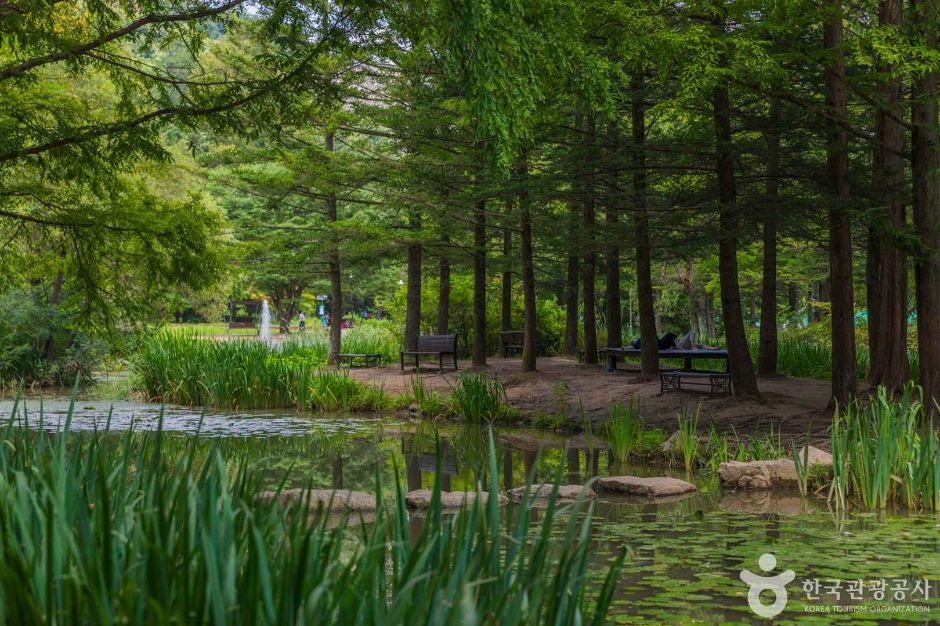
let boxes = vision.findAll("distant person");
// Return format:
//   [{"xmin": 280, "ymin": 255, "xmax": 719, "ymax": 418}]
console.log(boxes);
[
  {"xmin": 675, "ymin": 330, "xmax": 722, "ymax": 350},
  {"xmin": 631, "ymin": 330, "xmax": 721, "ymax": 351},
  {"xmin": 633, "ymin": 330, "xmax": 721, "ymax": 350},
  {"xmin": 298, "ymin": 311, "xmax": 306, "ymax": 332}
]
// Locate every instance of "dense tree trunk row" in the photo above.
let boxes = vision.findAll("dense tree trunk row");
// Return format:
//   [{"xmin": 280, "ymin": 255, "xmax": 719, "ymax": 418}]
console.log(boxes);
[
  {"xmin": 632, "ymin": 72, "xmax": 659, "ymax": 379},
  {"xmin": 390, "ymin": 2, "xmax": 935, "ymax": 411},
  {"xmin": 824, "ymin": 1, "xmax": 858, "ymax": 406},
  {"xmin": 911, "ymin": 0, "xmax": 940, "ymax": 407}
]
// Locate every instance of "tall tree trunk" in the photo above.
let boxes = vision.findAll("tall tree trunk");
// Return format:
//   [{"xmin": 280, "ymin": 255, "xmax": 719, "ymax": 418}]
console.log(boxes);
[
  {"xmin": 605, "ymin": 206, "xmax": 622, "ymax": 349},
  {"xmin": 581, "ymin": 113, "xmax": 598, "ymax": 364},
  {"xmin": 605, "ymin": 122, "xmax": 622, "ymax": 350},
  {"xmin": 912, "ymin": 0, "xmax": 940, "ymax": 407},
  {"xmin": 404, "ymin": 210, "xmax": 422, "ymax": 351},
  {"xmin": 437, "ymin": 236, "xmax": 450, "ymax": 335},
  {"xmin": 758, "ymin": 97, "xmax": 781, "ymax": 375},
  {"xmin": 713, "ymin": 76, "xmax": 760, "ymax": 398},
  {"xmin": 563, "ymin": 205, "xmax": 580, "ymax": 356},
  {"xmin": 824, "ymin": 2, "xmax": 858, "ymax": 405},
  {"xmin": 500, "ymin": 198, "xmax": 513, "ymax": 356},
  {"xmin": 472, "ymin": 174, "xmax": 487, "ymax": 367},
  {"xmin": 632, "ymin": 73, "xmax": 659, "ymax": 377},
  {"xmin": 869, "ymin": 0, "xmax": 909, "ymax": 390},
  {"xmin": 517, "ymin": 155, "xmax": 538, "ymax": 372},
  {"xmin": 788, "ymin": 284, "xmax": 799, "ymax": 315},
  {"xmin": 326, "ymin": 132, "xmax": 342, "ymax": 364}
]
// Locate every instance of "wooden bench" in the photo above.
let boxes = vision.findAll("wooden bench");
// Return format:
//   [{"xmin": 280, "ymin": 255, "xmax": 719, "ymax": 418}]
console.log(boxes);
[
  {"xmin": 660, "ymin": 371, "xmax": 733, "ymax": 397},
  {"xmin": 499, "ymin": 331, "xmax": 525, "ymax": 356},
  {"xmin": 400, "ymin": 334, "xmax": 458, "ymax": 373},
  {"xmin": 337, "ymin": 353, "xmax": 382, "ymax": 368},
  {"xmin": 500, "ymin": 330, "xmax": 546, "ymax": 358}
]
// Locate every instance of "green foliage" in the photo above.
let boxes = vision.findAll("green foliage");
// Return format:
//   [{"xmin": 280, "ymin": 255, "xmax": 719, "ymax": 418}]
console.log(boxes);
[
  {"xmin": 703, "ymin": 425, "xmax": 786, "ymax": 473},
  {"xmin": 0, "ymin": 400, "xmax": 621, "ymax": 624},
  {"xmin": 829, "ymin": 385, "xmax": 940, "ymax": 512},
  {"xmin": 288, "ymin": 320, "xmax": 401, "ymax": 364},
  {"xmin": 605, "ymin": 399, "xmax": 643, "ymax": 466},
  {"xmin": 0, "ymin": 288, "xmax": 106, "ymax": 385},
  {"xmin": 746, "ymin": 323, "xmax": 919, "ymax": 382},
  {"xmin": 132, "ymin": 332, "xmax": 386, "ymax": 411},
  {"xmin": 529, "ymin": 411, "xmax": 569, "ymax": 432},
  {"xmin": 379, "ymin": 275, "xmax": 566, "ymax": 356},
  {"xmin": 409, "ymin": 375, "xmax": 446, "ymax": 417},
  {"xmin": 449, "ymin": 372, "xmax": 513, "ymax": 423},
  {"xmin": 677, "ymin": 403, "xmax": 701, "ymax": 476}
]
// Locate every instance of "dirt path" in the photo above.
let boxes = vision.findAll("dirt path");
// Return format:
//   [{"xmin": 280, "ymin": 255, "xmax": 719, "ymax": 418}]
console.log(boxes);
[{"xmin": 347, "ymin": 357, "xmax": 842, "ymax": 439}]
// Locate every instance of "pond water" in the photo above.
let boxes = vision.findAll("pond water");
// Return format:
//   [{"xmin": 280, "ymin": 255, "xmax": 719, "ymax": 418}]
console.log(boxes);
[{"xmin": 3, "ymin": 397, "xmax": 939, "ymax": 624}]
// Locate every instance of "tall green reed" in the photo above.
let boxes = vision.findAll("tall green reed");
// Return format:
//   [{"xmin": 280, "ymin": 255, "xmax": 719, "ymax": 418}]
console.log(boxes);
[
  {"xmin": 677, "ymin": 403, "xmax": 701, "ymax": 476},
  {"xmin": 829, "ymin": 384, "xmax": 939, "ymax": 511},
  {"xmin": 132, "ymin": 331, "xmax": 387, "ymax": 411},
  {"xmin": 0, "ymin": 398, "xmax": 623, "ymax": 624},
  {"xmin": 449, "ymin": 372, "xmax": 510, "ymax": 423},
  {"xmin": 605, "ymin": 399, "xmax": 642, "ymax": 466}
]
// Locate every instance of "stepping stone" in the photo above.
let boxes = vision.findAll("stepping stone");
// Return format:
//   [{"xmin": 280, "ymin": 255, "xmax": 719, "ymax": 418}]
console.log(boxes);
[
  {"xmin": 405, "ymin": 489, "xmax": 507, "ymax": 509},
  {"xmin": 718, "ymin": 446, "xmax": 832, "ymax": 490},
  {"xmin": 257, "ymin": 488, "xmax": 377, "ymax": 511},
  {"xmin": 596, "ymin": 475, "xmax": 697, "ymax": 497},
  {"xmin": 506, "ymin": 484, "xmax": 596, "ymax": 502}
]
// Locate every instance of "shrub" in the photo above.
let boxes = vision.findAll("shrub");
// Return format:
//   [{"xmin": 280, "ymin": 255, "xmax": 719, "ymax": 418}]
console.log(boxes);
[{"xmin": 0, "ymin": 288, "xmax": 106, "ymax": 386}]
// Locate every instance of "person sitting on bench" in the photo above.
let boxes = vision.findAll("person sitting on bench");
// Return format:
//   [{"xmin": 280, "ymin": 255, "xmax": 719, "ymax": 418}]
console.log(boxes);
[{"xmin": 630, "ymin": 331, "xmax": 722, "ymax": 351}]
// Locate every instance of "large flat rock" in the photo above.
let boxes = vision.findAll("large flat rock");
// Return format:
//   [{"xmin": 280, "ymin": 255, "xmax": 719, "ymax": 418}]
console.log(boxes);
[
  {"xmin": 257, "ymin": 488, "xmax": 377, "ymax": 511},
  {"xmin": 718, "ymin": 446, "xmax": 832, "ymax": 490},
  {"xmin": 506, "ymin": 484, "xmax": 596, "ymax": 502},
  {"xmin": 405, "ymin": 489, "xmax": 507, "ymax": 509},
  {"xmin": 596, "ymin": 475, "xmax": 697, "ymax": 497}
]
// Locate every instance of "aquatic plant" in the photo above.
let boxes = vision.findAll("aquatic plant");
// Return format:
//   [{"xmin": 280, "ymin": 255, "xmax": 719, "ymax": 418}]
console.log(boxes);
[
  {"xmin": 605, "ymin": 399, "xmax": 642, "ymax": 466},
  {"xmin": 829, "ymin": 384, "xmax": 940, "ymax": 511},
  {"xmin": 677, "ymin": 403, "xmax": 701, "ymax": 475},
  {"xmin": 410, "ymin": 375, "xmax": 445, "ymax": 417},
  {"xmin": 705, "ymin": 425, "xmax": 732, "ymax": 474},
  {"xmin": 449, "ymin": 372, "xmax": 510, "ymax": 423},
  {"xmin": 133, "ymin": 331, "xmax": 387, "ymax": 411},
  {"xmin": 0, "ymin": 398, "xmax": 622, "ymax": 624},
  {"xmin": 740, "ymin": 425, "xmax": 786, "ymax": 461}
]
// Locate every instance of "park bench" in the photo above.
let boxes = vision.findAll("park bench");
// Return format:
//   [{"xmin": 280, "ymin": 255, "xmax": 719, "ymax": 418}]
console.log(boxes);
[
  {"xmin": 337, "ymin": 353, "xmax": 383, "ymax": 368},
  {"xmin": 660, "ymin": 370, "xmax": 733, "ymax": 398},
  {"xmin": 499, "ymin": 330, "xmax": 547, "ymax": 358},
  {"xmin": 400, "ymin": 334, "xmax": 458, "ymax": 373},
  {"xmin": 499, "ymin": 331, "xmax": 525, "ymax": 356}
]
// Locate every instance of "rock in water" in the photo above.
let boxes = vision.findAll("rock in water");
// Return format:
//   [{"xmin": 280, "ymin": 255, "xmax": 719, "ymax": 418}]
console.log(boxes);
[
  {"xmin": 596, "ymin": 476, "xmax": 697, "ymax": 497},
  {"xmin": 506, "ymin": 484, "xmax": 596, "ymax": 502},
  {"xmin": 257, "ymin": 488, "xmax": 377, "ymax": 511},
  {"xmin": 718, "ymin": 446, "xmax": 833, "ymax": 490},
  {"xmin": 405, "ymin": 489, "xmax": 508, "ymax": 509}
]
